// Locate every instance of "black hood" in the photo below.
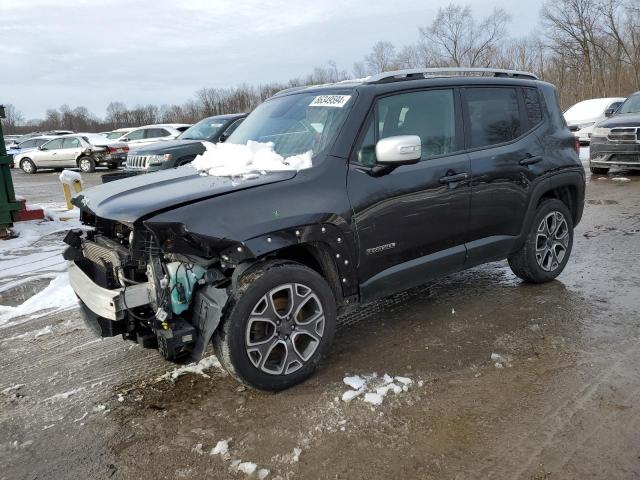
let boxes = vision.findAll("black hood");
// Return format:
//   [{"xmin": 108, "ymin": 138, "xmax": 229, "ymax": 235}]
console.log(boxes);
[
  {"xmin": 73, "ymin": 166, "xmax": 297, "ymax": 224},
  {"xmin": 598, "ymin": 113, "xmax": 640, "ymax": 128},
  {"xmin": 128, "ymin": 139, "xmax": 206, "ymax": 155}
]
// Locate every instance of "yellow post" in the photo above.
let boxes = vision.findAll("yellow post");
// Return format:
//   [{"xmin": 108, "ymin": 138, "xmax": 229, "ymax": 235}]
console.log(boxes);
[{"xmin": 60, "ymin": 171, "xmax": 83, "ymax": 210}]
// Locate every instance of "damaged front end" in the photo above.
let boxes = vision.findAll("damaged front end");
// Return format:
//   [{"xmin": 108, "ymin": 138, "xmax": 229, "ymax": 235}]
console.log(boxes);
[{"xmin": 64, "ymin": 212, "xmax": 235, "ymax": 362}]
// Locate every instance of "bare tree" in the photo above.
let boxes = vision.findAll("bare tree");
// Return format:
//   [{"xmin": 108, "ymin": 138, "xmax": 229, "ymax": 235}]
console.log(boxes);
[
  {"xmin": 420, "ymin": 4, "xmax": 511, "ymax": 67},
  {"xmin": 0, "ymin": 104, "xmax": 24, "ymax": 133},
  {"xmin": 364, "ymin": 41, "xmax": 398, "ymax": 74}
]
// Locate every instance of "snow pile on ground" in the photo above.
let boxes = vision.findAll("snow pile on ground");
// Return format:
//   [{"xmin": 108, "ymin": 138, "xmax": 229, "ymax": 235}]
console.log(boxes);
[
  {"xmin": 0, "ymin": 206, "xmax": 84, "ymax": 327},
  {"xmin": 156, "ymin": 355, "xmax": 224, "ymax": 382},
  {"xmin": 0, "ymin": 273, "xmax": 78, "ymax": 326},
  {"xmin": 191, "ymin": 140, "xmax": 312, "ymax": 178},
  {"xmin": 611, "ymin": 177, "xmax": 631, "ymax": 182},
  {"xmin": 341, "ymin": 373, "xmax": 417, "ymax": 406}
]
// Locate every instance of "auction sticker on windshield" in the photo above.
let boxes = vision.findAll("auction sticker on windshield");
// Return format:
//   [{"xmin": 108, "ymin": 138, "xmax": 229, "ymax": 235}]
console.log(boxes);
[{"xmin": 309, "ymin": 95, "xmax": 352, "ymax": 108}]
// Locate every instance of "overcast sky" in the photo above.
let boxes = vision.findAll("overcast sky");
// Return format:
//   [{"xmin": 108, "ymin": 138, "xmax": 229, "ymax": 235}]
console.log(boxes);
[{"xmin": 1, "ymin": 0, "xmax": 544, "ymax": 119}]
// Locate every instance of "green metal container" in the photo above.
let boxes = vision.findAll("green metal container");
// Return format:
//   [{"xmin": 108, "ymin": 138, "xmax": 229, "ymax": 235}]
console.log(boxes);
[{"xmin": 0, "ymin": 105, "xmax": 20, "ymax": 228}]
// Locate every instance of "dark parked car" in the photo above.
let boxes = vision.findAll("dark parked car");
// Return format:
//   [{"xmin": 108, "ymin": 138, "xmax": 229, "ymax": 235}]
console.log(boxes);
[
  {"xmin": 124, "ymin": 114, "xmax": 246, "ymax": 173},
  {"xmin": 589, "ymin": 91, "xmax": 640, "ymax": 174},
  {"xmin": 65, "ymin": 68, "xmax": 584, "ymax": 390}
]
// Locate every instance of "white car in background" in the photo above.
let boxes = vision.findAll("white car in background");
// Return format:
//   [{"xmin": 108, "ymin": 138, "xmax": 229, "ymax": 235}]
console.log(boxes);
[
  {"xmin": 14, "ymin": 134, "xmax": 129, "ymax": 174},
  {"xmin": 114, "ymin": 124, "xmax": 190, "ymax": 148},
  {"xmin": 564, "ymin": 97, "xmax": 626, "ymax": 144}
]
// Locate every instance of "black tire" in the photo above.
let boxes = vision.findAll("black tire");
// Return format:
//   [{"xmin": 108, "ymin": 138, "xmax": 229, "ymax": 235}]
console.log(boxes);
[
  {"xmin": 213, "ymin": 260, "xmax": 336, "ymax": 391},
  {"xmin": 20, "ymin": 158, "xmax": 37, "ymax": 174},
  {"xmin": 590, "ymin": 166, "xmax": 609, "ymax": 175},
  {"xmin": 508, "ymin": 199, "xmax": 574, "ymax": 284},
  {"xmin": 107, "ymin": 163, "xmax": 119, "ymax": 170},
  {"xmin": 78, "ymin": 156, "xmax": 96, "ymax": 173}
]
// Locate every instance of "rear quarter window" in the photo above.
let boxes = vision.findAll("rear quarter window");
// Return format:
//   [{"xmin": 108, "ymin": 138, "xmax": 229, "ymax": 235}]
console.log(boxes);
[{"xmin": 523, "ymin": 87, "xmax": 543, "ymax": 129}]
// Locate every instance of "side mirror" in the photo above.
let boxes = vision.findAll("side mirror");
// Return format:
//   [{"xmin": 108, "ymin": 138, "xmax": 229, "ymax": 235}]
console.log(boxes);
[
  {"xmin": 375, "ymin": 135, "xmax": 422, "ymax": 165},
  {"xmin": 121, "ymin": 137, "xmax": 129, "ymax": 142},
  {"xmin": 39, "ymin": 145, "xmax": 46, "ymax": 151},
  {"xmin": 605, "ymin": 107, "xmax": 616, "ymax": 117}
]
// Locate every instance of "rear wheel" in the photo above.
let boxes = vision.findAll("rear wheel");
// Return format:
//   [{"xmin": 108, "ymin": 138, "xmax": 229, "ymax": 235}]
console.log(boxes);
[
  {"xmin": 508, "ymin": 199, "xmax": 574, "ymax": 283},
  {"xmin": 107, "ymin": 162, "xmax": 118, "ymax": 170},
  {"xmin": 213, "ymin": 261, "xmax": 336, "ymax": 390},
  {"xmin": 78, "ymin": 156, "xmax": 96, "ymax": 173},
  {"xmin": 590, "ymin": 166, "xmax": 609, "ymax": 175},
  {"xmin": 20, "ymin": 158, "xmax": 37, "ymax": 174}
]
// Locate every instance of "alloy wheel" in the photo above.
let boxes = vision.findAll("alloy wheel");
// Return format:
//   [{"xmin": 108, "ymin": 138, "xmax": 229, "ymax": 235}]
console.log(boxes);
[
  {"xmin": 535, "ymin": 211, "xmax": 569, "ymax": 272},
  {"xmin": 245, "ymin": 283, "xmax": 325, "ymax": 375},
  {"xmin": 80, "ymin": 158, "xmax": 91, "ymax": 172}
]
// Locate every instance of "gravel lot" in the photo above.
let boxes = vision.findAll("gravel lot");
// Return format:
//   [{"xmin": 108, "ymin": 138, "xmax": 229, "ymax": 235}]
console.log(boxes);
[{"xmin": 1, "ymin": 155, "xmax": 639, "ymax": 480}]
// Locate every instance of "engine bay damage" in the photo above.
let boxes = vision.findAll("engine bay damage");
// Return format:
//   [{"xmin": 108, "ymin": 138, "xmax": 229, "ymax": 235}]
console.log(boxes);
[{"xmin": 63, "ymin": 213, "xmax": 232, "ymax": 362}]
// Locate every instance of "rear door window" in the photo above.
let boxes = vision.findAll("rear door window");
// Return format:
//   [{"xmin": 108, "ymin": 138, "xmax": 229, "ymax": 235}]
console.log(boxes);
[
  {"xmin": 20, "ymin": 139, "xmax": 36, "ymax": 148},
  {"xmin": 464, "ymin": 87, "xmax": 522, "ymax": 149}
]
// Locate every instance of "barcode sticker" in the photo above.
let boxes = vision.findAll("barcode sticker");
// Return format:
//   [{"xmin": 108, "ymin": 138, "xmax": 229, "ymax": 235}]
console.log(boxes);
[{"xmin": 309, "ymin": 95, "xmax": 352, "ymax": 108}]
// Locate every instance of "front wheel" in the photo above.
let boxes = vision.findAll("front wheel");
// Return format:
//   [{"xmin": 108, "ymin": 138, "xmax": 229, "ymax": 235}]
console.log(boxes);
[
  {"xmin": 508, "ymin": 199, "xmax": 574, "ymax": 283},
  {"xmin": 213, "ymin": 261, "xmax": 336, "ymax": 390},
  {"xmin": 78, "ymin": 156, "xmax": 96, "ymax": 173},
  {"xmin": 20, "ymin": 158, "xmax": 37, "ymax": 174},
  {"xmin": 107, "ymin": 162, "xmax": 119, "ymax": 170}
]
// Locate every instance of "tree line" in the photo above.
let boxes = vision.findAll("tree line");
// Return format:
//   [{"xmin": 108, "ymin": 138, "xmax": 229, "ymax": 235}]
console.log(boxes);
[{"xmin": 3, "ymin": 0, "xmax": 639, "ymax": 135}]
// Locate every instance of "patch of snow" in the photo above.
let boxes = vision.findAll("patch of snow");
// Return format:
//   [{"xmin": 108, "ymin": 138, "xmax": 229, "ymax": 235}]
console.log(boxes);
[
  {"xmin": 237, "ymin": 462, "xmax": 257, "ymax": 475},
  {"xmin": 44, "ymin": 387, "xmax": 84, "ymax": 402},
  {"xmin": 394, "ymin": 376, "xmax": 413, "ymax": 386},
  {"xmin": 2, "ymin": 384, "xmax": 24, "ymax": 395},
  {"xmin": 491, "ymin": 352, "xmax": 512, "ymax": 368},
  {"xmin": 191, "ymin": 140, "xmax": 312, "ymax": 178},
  {"xmin": 612, "ymin": 177, "xmax": 631, "ymax": 182},
  {"xmin": 157, "ymin": 355, "xmax": 223, "ymax": 381},
  {"xmin": 257, "ymin": 468, "xmax": 270, "ymax": 479},
  {"xmin": 364, "ymin": 392, "xmax": 383, "ymax": 405},
  {"xmin": 210, "ymin": 439, "xmax": 230, "ymax": 456},
  {"xmin": 341, "ymin": 389, "xmax": 363, "ymax": 402},
  {"xmin": 191, "ymin": 443, "xmax": 203, "ymax": 455},
  {"xmin": 0, "ymin": 273, "xmax": 78, "ymax": 327},
  {"xmin": 340, "ymin": 372, "xmax": 421, "ymax": 407},
  {"xmin": 292, "ymin": 447, "xmax": 302, "ymax": 463},
  {"xmin": 343, "ymin": 375, "xmax": 366, "ymax": 390}
]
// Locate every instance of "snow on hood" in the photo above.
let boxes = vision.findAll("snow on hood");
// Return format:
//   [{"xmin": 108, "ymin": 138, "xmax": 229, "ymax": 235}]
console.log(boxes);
[{"xmin": 191, "ymin": 141, "xmax": 312, "ymax": 178}]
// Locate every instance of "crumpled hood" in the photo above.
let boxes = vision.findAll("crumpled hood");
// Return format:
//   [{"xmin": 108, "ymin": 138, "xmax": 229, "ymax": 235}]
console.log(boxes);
[
  {"xmin": 128, "ymin": 139, "xmax": 205, "ymax": 155},
  {"xmin": 73, "ymin": 166, "xmax": 297, "ymax": 224},
  {"xmin": 597, "ymin": 113, "xmax": 640, "ymax": 128}
]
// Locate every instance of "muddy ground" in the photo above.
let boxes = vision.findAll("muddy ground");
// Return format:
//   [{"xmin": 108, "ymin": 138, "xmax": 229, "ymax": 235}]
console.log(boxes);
[{"xmin": 1, "ymin": 157, "xmax": 639, "ymax": 480}]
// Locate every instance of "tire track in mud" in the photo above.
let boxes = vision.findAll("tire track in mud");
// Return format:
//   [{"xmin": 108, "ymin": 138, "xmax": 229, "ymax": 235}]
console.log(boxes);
[{"xmin": 478, "ymin": 338, "xmax": 640, "ymax": 479}]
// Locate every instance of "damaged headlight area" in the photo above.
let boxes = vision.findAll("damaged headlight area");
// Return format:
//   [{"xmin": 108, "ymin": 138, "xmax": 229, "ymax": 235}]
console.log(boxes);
[{"xmin": 64, "ymin": 216, "xmax": 235, "ymax": 362}]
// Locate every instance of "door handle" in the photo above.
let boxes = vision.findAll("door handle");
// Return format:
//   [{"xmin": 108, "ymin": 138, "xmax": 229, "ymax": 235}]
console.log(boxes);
[
  {"xmin": 519, "ymin": 154, "xmax": 542, "ymax": 166},
  {"xmin": 439, "ymin": 172, "xmax": 468, "ymax": 184}
]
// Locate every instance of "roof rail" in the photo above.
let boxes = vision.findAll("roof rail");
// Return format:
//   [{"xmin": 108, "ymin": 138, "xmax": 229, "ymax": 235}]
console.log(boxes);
[{"xmin": 364, "ymin": 67, "xmax": 538, "ymax": 84}]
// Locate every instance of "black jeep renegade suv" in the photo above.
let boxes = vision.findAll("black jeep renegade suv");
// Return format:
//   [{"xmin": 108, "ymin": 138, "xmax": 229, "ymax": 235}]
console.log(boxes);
[{"xmin": 65, "ymin": 68, "xmax": 585, "ymax": 390}]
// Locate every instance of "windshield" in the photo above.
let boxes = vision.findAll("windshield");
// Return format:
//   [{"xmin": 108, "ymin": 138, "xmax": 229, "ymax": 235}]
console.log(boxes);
[
  {"xmin": 617, "ymin": 94, "xmax": 640, "ymax": 115},
  {"xmin": 226, "ymin": 91, "xmax": 355, "ymax": 158},
  {"xmin": 179, "ymin": 118, "xmax": 226, "ymax": 140}
]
